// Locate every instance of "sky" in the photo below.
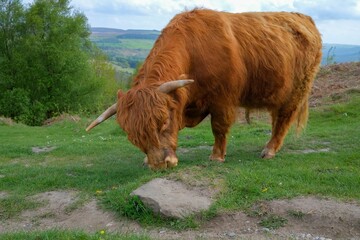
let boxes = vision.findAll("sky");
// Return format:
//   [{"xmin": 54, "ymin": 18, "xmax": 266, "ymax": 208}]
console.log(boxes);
[{"xmin": 24, "ymin": 0, "xmax": 360, "ymax": 45}]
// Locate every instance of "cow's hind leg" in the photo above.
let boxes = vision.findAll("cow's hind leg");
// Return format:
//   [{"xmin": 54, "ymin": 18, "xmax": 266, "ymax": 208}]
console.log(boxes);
[
  {"xmin": 261, "ymin": 104, "xmax": 299, "ymax": 159},
  {"xmin": 209, "ymin": 107, "xmax": 236, "ymax": 162}
]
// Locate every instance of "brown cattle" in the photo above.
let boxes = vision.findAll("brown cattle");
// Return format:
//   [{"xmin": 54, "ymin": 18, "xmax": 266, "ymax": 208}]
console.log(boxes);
[{"xmin": 86, "ymin": 9, "xmax": 322, "ymax": 170}]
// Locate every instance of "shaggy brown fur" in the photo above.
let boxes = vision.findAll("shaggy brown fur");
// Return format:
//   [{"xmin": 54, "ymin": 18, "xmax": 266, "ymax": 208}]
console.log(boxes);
[{"xmin": 103, "ymin": 9, "xmax": 322, "ymax": 169}]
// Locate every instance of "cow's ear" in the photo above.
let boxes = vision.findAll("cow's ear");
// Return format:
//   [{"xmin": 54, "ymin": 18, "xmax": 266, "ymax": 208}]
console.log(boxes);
[{"xmin": 117, "ymin": 90, "xmax": 124, "ymax": 99}]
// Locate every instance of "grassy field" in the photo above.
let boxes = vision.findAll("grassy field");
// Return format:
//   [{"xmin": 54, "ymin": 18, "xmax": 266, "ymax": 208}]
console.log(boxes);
[
  {"xmin": 0, "ymin": 230, "xmax": 150, "ymax": 240},
  {"xmin": 1, "ymin": 91, "xmax": 359, "ymax": 238},
  {"xmin": 93, "ymin": 39, "xmax": 155, "ymax": 51}
]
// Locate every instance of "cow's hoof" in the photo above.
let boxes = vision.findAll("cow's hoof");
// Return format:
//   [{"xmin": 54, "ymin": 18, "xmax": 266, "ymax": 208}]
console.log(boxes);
[
  {"xmin": 209, "ymin": 154, "xmax": 225, "ymax": 163},
  {"xmin": 261, "ymin": 148, "xmax": 276, "ymax": 159}
]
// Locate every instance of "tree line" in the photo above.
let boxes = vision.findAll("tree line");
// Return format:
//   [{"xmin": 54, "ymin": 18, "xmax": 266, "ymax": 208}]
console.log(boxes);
[{"xmin": 0, "ymin": 0, "xmax": 120, "ymax": 125}]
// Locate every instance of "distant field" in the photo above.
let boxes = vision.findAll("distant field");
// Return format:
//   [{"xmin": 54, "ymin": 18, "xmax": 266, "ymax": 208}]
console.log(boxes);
[
  {"xmin": 111, "ymin": 63, "xmax": 133, "ymax": 74},
  {"xmin": 116, "ymin": 39, "xmax": 155, "ymax": 50},
  {"xmin": 90, "ymin": 30, "xmax": 155, "ymax": 70}
]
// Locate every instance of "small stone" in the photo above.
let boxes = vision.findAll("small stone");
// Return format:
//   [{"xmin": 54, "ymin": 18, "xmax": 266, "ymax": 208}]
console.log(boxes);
[
  {"xmin": 131, "ymin": 178, "xmax": 212, "ymax": 219},
  {"xmin": 262, "ymin": 227, "xmax": 270, "ymax": 232},
  {"xmin": 227, "ymin": 232, "xmax": 236, "ymax": 237}
]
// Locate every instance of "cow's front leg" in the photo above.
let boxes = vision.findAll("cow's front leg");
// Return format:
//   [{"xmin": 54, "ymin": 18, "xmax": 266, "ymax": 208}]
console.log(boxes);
[
  {"xmin": 210, "ymin": 131, "xmax": 227, "ymax": 162},
  {"xmin": 209, "ymin": 107, "xmax": 235, "ymax": 162}
]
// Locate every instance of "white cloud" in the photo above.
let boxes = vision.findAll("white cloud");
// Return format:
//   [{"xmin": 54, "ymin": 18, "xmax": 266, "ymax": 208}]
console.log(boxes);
[
  {"xmin": 21, "ymin": 0, "xmax": 360, "ymax": 44},
  {"xmin": 292, "ymin": 0, "xmax": 360, "ymax": 20},
  {"xmin": 317, "ymin": 19, "xmax": 360, "ymax": 45}
]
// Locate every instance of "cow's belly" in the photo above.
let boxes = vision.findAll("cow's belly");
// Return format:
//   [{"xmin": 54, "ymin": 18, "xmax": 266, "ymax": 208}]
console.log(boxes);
[{"xmin": 240, "ymin": 77, "xmax": 292, "ymax": 109}]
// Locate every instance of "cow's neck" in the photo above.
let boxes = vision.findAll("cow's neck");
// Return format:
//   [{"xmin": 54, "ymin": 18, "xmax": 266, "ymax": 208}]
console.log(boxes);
[
  {"xmin": 139, "ymin": 35, "xmax": 189, "ymax": 85},
  {"xmin": 133, "ymin": 32, "xmax": 191, "ymax": 129}
]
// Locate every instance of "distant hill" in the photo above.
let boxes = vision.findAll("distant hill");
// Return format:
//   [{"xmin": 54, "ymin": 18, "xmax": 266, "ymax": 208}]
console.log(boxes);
[
  {"xmin": 91, "ymin": 28, "xmax": 160, "ymax": 40},
  {"xmin": 322, "ymin": 44, "xmax": 360, "ymax": 65},
  {"xmin": 90, "ymin": 28, "xmax": 360, "ymax": 72}
]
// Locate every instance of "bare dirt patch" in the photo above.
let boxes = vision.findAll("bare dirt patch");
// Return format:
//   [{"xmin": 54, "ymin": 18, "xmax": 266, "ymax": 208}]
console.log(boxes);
[
  {"xmin": 0, "ymin": 191, "xmax": 140, "ymax": 234},
  {"xmin": 0, "ymin": 192, "xmax": 9, "ymax": 199},
  {"xmin": 310, "ymin": 62, "xmax": 360, "ymax": 107},
  {"xmin": 1, "ymin": 191, "xmax": 360, "ymax": 239},
  {"xmin": 0, "ymin": 117, "xmax": 15, "ymax": 126},
  {"xmin": 31, "ymin": 146, "xmax": 57, "ymax": 154},
  {"xmin": 42, "ymin": 113, "xmax": 81, "ymax": 126},
  {"xmin": 154, "ymin": 196, "xmax": 360, "ymax": 240}
]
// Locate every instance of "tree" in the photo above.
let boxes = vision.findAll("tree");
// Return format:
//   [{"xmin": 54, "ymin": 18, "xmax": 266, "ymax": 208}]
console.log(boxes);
[{"xmin": 0, "ymin": 0, "xmax": 118, "ymax": 125}]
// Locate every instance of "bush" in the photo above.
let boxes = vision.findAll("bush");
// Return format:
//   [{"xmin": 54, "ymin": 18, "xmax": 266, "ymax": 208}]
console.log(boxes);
[{"xmin": 0, "ymin": 0, "xmax": 119, "ymax": 125}]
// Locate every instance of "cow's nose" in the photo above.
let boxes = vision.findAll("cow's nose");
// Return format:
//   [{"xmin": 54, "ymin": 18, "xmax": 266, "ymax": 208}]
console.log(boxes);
[
  {"xmin": 165, "ymin": 155, "xmax": 178, "ymax": 168},
  {"xmin": 163, "ymin": 148, "xmax": 178, "ymax": 168}
]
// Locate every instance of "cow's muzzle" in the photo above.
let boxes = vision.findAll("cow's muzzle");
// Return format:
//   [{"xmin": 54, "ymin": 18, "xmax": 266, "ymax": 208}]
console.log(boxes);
[{"xmin": 143, "ymin": 148, "xmax": 178, "ymax": 170}]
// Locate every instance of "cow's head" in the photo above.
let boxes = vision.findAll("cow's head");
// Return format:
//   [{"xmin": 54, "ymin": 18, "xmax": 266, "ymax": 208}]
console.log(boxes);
[{"xmin": 86, "ymin": 79, "xmax": 193, "ymax": 170}]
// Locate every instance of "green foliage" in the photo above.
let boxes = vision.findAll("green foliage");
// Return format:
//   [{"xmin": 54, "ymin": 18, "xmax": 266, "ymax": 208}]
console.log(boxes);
[{"xmin": 0, "ymin": 0, "xmax": 118, "ymax": 125}]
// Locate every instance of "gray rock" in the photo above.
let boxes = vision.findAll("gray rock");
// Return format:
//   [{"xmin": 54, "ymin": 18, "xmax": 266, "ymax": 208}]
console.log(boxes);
[
  {"xmin": 131, "ymin": 178, "xmax": 212, "ymax": 219},
  {"xmin": 226, "ymin": 232, "xmax": 236, "ymax": 238},
  {"xmin": 32, "ymin": 146, "xmax": 57, "ymax": 153},
  {"xmin": 0, "ymin": 191, "xmax": 9, "ymax": 199}
]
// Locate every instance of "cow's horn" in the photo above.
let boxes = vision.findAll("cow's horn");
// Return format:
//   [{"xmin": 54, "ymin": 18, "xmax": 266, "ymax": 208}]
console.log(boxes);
[
  {"xmin": 86, "ymin": 103, "xmax": 117, "ymax": 132},
  {"xmin": 157, "ymin": 79, "xmax": 194, "ymax": 93}
]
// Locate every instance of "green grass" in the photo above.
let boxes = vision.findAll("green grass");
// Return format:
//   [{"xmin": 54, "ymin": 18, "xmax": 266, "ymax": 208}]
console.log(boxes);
[
  {"xmin": 0, "ymin": 230, "xmax": 150, "ymax": 240},
  {"xmin": 1, "ymin": 92, "xmax": 360, "ymax": 238}
]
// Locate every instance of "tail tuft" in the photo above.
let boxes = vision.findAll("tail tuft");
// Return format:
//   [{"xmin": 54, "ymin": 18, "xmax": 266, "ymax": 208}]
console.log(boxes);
[{"xmin": 296, "ymin": 99, "xmax": 309, "ymax": 135}]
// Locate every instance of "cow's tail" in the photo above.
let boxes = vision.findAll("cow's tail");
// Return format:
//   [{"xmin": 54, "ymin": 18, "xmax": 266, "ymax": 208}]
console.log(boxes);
[{"xmin": 296, "ymin": 98, "xmax": 309, "ymax": 135}]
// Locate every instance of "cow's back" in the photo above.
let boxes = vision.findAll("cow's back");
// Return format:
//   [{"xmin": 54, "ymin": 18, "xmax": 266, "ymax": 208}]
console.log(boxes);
[
  {"xmin": 168, "ymin": 9, "xmax": 322, "ymax": 108},
  {"xmin": 229, "ymin": 11, "xmax": 322, "ymax": 108}
]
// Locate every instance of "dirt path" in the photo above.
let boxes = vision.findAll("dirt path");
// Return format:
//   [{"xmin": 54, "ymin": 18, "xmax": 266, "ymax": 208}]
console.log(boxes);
[{"xmin": 1, "ymin": 190, "xmax": 359, "ymax": 239}]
